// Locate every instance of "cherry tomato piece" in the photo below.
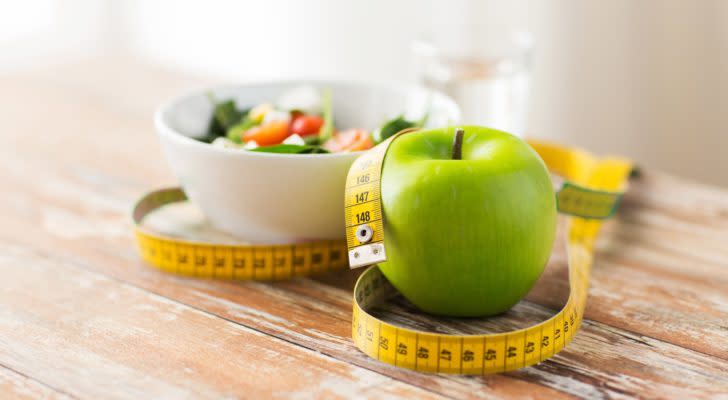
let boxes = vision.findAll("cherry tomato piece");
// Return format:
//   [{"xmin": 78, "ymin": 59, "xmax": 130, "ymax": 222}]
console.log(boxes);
[
  {"xmin": 290, "ymin": 115, "xmax": 325, "ymax": 137},
  {"xmin": 243, "ymin": 120, "xmax": 290, "ymax": 146}
]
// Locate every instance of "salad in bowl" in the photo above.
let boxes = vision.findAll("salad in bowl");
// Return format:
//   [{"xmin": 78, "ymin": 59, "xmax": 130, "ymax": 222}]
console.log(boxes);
[
  {"xmin": 200, "ymin": 85, "xmax": 430, "ymax": 154},
  {"xmin": 155, "ymin": 81, "xmax": 460, "ymax": 243}
]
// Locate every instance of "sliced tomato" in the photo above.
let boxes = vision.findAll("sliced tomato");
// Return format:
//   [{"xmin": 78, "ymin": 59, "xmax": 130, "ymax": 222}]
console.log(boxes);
[
  {"xmin": 289, "ymin": 110, "xmax": 303, "ymax": 120},
  {"xmin": 290, "ymin": 115, "xmax": 325, "ymax": 137},
  {"xmin": 243, "ymin": 120, "xmax": 290, "ymax": 146},
  {"xmin": 323, "ymin": 129, "xmax": 374, "ymax": 152}
]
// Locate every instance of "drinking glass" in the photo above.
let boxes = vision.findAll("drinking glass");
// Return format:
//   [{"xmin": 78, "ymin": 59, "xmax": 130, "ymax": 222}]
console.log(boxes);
[{"xmin": 413, "ymin": 25, "xmax": 532, "ymax": 136}]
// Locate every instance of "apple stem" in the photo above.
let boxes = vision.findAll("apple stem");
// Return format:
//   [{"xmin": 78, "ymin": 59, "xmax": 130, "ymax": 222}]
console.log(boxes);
[{"xmin": 452, "ymin": 128, "xmax": 464, "ymax": 160}]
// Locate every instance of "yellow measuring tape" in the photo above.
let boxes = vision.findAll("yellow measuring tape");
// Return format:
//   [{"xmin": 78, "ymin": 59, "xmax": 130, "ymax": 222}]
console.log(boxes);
[
  {"xmin": 132, "ymin": 133, "xmax": 632, "ymax": 374},
  {"xmin": 132, "ymin": 189, "xmax": 348, "ymax": 280},
  {"xmin": 345, "ymin": 131, "xmax": 633, "ymax": 374}
]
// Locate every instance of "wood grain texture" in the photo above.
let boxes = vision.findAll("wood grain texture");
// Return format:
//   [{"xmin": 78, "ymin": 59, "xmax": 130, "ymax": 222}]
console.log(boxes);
[
  {"xmin": 0, "ymin": 367, "xmax": 71, "ymax": 400},
  {"xmin": 0, "ymin": 56, "xmax": 727, "ymax": 399},
  {"xmin": 0, "ymin": 246, "xmax": 443, "ymax": 400}
]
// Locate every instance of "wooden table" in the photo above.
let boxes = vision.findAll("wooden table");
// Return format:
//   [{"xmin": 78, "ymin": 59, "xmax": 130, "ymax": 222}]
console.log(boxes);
[{"xmin": 1, "ymin": 56, "xmax": 726, "ymax": 399}]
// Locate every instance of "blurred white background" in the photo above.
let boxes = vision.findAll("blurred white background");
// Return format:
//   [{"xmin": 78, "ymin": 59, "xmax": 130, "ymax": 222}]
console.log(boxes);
[{"xmin": 1, "ymin": 0, "xmax": 726, "ymax": 185}]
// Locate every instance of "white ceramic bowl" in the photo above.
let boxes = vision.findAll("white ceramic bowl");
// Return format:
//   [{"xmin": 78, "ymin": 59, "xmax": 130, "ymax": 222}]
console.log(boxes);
[{"xmin": 155, "ymin": 81, "xmax": 461, "ymax": 244}]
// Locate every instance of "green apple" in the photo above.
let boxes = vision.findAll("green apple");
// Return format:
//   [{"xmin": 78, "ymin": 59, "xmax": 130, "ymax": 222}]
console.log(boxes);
[{"xmin": 379, "ymin": 126, "xmax": 556, "ymax": 317}]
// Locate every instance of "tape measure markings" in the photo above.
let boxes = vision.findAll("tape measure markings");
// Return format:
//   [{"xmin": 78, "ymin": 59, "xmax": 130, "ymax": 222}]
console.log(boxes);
[
  {"xmin": 133, "ymin": 188, "xmax": 349, "ymax": 280},
  {"xmin": 557, "ymin": 183, "xmax": 623, "ymax": 219},
  {"xmin": 344, "ymin": 135, "xmax": 397, "ymax": 268}
]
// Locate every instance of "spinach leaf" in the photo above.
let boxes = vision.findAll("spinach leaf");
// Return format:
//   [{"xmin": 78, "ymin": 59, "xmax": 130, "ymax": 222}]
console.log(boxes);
[
  {"xmin": 202, "ymin": 93, "xmax": 246, "ymax": 143},
  {"xmin": 318, "ymin": 89, "xmax": 334, "ymax": 142},
  {"xmin": 213, "ymin": 100, "xmax": 243, "ymax": 130},
  {"xmin": 248, "ymin": 144, "xmax": 330, "ymax": 154},
  {"xmin": 204, "ymin": 113, "xmax": 226, "ymax": 142},
  {"xmin": 373, "ymin": 107, "xmax": 431, "ymax": 144},
  {"xmin": 303, "ymin": 135, "xmax": 321, "ymax": 146},
  {"xmin": 374, "ymin": 115, "xmax": 417, "ymax": 143}
]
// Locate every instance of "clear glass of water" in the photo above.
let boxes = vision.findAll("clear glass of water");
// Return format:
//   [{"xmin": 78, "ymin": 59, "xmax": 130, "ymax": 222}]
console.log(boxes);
[{"xmin": 412, "ymin": 27, "xmax": 532, "ymax": 136}]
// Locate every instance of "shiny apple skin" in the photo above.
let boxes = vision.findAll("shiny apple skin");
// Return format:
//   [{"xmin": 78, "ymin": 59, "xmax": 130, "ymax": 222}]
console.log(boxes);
[{"xmin": 379, "ymin": 126, "xmax": 557, "ymax": 317}]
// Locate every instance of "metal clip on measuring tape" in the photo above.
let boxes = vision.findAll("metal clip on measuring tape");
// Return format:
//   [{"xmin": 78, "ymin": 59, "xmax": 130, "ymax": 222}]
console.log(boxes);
[
  {"xmin": 344, "ymin": 130, "xmax": 633, "ymax": 374},
  {"xmin": 132, "ymin": 132, "xmax": 632, "ymax": 375}
]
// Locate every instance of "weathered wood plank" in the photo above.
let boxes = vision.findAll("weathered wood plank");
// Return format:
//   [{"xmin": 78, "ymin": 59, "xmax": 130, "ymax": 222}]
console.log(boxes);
[
  {"xmin": 0, "ymin": 246, "xmax": 446, "ymax": 400},
  {"xmin": 523, "ymin": 174, "xmax": 728, "ymax": 360},
  {"xmin": 0, "ymin": 367, "xmax": 71, "ymax": 400},
  {"xmin": 1, "ymin": 185, "xmax": 727, "ymax": 399},
  {"xmin": 0, "ymin": 207, "xmax": 573, "ymax": 399}
]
